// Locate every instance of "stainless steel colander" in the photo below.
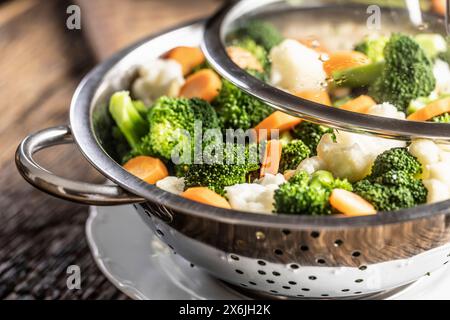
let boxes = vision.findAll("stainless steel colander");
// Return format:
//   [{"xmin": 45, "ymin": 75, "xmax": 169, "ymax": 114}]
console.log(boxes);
[{"xmin": 16, "ymin": 2, "xmax": 450, "ymax": 299}]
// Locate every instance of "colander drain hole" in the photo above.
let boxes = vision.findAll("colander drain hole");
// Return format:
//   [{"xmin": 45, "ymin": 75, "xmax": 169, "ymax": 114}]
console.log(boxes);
[
  {"xmin": 352, "ymin": 251, "xmax": 361, "ymax": 258},
  {"xmin": 274, "ymin": 249, "xmax": 283, "ymax": 256}
]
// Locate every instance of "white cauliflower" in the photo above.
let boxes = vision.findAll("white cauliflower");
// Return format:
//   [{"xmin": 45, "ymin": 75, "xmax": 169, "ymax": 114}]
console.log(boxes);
[
  {"xmin": 132, "ymin": 58, "xmax": 185, "ymax": 105},
  {"xmin": 433, "ymin": 59, "xmax": 450, "ymax": 95},
  {"xmin": 408, "ymin": 139, "xmax": 450, "ymax": 204},
  {"xmin": 269, "ymin": 39, "xmax": 327, "ymax": 93},
  {"xmin": 408, "ymin": 139, "xmax": 441, "ymax": 175},
  {"xmin": 156, "ymin": 176, "xmax": 185, "ymax": 195},
  {"xmin": 366, "ymin": 103, "xmax": 406, "ymax": 120},
  {"xmin": 315, "ymin": 103, "xmax": 406, "ymax": 182},
  {"xmin": 225, "ymin": 174, "xmax": 286, "ymax": 214},
  {"xmin": 423, "ymin": 179, "xmax": 450, "ymax": 204},
  {"xmin": 296, "ymin": 156, "xmax": 325, "ymax": 176}
]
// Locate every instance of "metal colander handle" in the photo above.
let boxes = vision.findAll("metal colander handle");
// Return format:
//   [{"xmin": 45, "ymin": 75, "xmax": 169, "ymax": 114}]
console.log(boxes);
[{"xmin": 15, "ymin": 125, "xmax": 145, "ymax": 206}]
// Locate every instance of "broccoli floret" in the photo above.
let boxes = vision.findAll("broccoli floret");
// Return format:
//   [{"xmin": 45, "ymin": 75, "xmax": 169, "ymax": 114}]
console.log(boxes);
[
  {"xmin": 370, "ymin": 147, "xmax": 422, "ymax": 178},
  {"xmin": 354, "ymin": 35, "xmax": 388, "ymax": 62},
  {"xmin": 231, "ymin": 37, "xmax": 269, "ymax": 71},
  {"xmin": 432, "ymin": 112, "xmax": 450, "ymax": 123},
  {"xmin": 369, "ymin": 34, "xmax": 436, "ymax": 112},
  {"xmin": 279, "ymin": 140, "xmax": 311, "ymax": 173},
  {"xmin": 291, "ymin": 122, "xmax": 333, "ymax": 155},
  {"xmin": 354, "ymin": 148, "xmax": 427, "ymax": 211},
  {"xmin": 230, "ymin": 20, "xmax": 283, "ymax": 52},
  {"xmin": 109, "ymin": 91, "xmax": 149, "ymax": 149},
  {"xmin": 274, "ymin": 171, "xmax": 352, "ymax": 215},
  {"xmin": 129, "ymin": 97, "xmax": 219, "ymax": 161},
  {"xmin": 213, "ymin": 79, "xmax": 273, "ymax": 130},
  {"xmin": 354, "ymin": 172, "xmax": 427, "ymax": 211},
  {"xmin": 183, "ymin": 144, "xmax": 260, "ymax": 196}
]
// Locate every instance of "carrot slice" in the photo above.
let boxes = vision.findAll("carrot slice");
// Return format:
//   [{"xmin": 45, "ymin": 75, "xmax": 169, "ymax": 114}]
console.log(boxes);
[
  {"xmin": 298, "ymin": 38, "xmax": 329, "ymax": 54},
  {"xmin": 296, "ymin": 90, "xmax": 332, "ymax": 106},
  {"xmin": 227, "ymin": 46, "xmax": 263, "ymax": 72},
  {"xmin": 165, "ymin": 46, "xmax": 205, "ymax": 76},
  {"xmin": 407, "ymin": 97, "xmax": 450, "ymax": 121},
  {"xmin": 323, "ymin": 51, "xmax": 370, "ymax": 75},
  {"xmin": 339, "ymin": 95, "xmax": 377, "ymax": 113},
  {"xmin": 182, "ymin": 187, "xmax": 231, "ymax": 209},
  {"xmin": 179, "ymin": 69, "xmax": 222, "ymax": 102},
  {"xmin": 123, "ymin": 156, "xmax": 169, "ymax": 184},
  {"xmin": 433, "ymin": 0, "xmax": 446, "ymax": 16},
  {"xmin": 330, "ymin": 189, "xmax": 377, "ymax": 217},
  {"xmin": 255, "ymin": 111, "xmax": 302, "ymax": 141},
  {"xmin": 260, "ymin": 140, "xmax": 283, "ymax": 178}
]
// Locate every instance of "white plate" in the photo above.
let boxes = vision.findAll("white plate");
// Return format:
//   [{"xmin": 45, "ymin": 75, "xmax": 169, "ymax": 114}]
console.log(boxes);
[{"xmin": 86, "ymin": 205, "xmax": 450, "ymax": 300}]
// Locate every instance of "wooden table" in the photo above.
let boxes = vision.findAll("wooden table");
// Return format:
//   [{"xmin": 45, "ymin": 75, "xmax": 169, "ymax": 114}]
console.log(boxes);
[{"xmin": 0, "ymin": 0, "xmax": 222, "ymax": 300}]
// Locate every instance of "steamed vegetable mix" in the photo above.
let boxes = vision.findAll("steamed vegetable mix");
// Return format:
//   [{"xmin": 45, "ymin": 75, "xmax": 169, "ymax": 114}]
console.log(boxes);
[{"xmin": 107, "ymin": 19, "xmax": 450, "ymax": 215}]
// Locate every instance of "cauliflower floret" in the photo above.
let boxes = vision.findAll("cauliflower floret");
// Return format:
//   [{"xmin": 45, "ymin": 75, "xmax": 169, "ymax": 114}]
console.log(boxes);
[
  {"xmin": 132, "ymin": 59, "xmax": 185, "ymax": 105},
  {"xmin": 427, "ymin": 162, "xmax": 450, "ymax": 186},
  {"xmin": 366, "ymin": 102, "xmax": 406, "ymax": 120},
  {"xmin": 225, "ymin": 174, "xmax": 286, "ymax": 214},
  {"xmin": 269, "ymin": 39, "xmax": 327, "ymax": 92},
  {"xmin": 433, "ymin": 59, "xmax": 450, "ymax": 94},
  {"xmin": 257, "ymin": 173, "xmax": 287, "ymax": 186},
  {"xmin": 296, "ymin": 156, "xmax": 325, "ymax": 176},
  {"xmin": 409, "ymin": 139, "xmax": 441, "ymax": 166},
  {"xmin": 423, "ymin": 179, "xmax": 450, "ymax": 204},
  {"xmin": 156, "ymin": 176, "xmax": 185, "ymax": 195},
  {"xmin": 315, "ymin": 103, "xmax": 406, "ymax": 182},
  {"xmin": 408, "ymin": 139, "xmax": 450, "ymax": 204}
]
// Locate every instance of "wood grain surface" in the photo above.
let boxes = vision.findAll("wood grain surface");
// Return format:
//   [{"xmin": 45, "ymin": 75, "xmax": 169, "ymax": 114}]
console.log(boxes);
[{"xmin": 0, "ymin": 0, "xmax": 222, "ymax": 300}]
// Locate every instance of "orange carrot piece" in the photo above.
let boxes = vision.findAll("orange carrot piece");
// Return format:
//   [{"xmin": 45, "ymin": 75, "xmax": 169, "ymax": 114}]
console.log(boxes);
[
  {"xmin": 407, "ymin": 97, "xmax": 450, "ymax": 121},
  {"xmin": 165, "ymin": 46, "xmax": 205, "ymax": 76},
  {"xmin": 433, "ymin": 0, "xmax": 446, "ymax": 16},
  {"xmin": 296, "ymin": 89, "xmax": 332, "ymax": 106},
  {"xmin": 323, "ymin": 51, "xmax": 370, "ymax": 75},
  {"xmin": 227, "ymin": 46, "xmax": 264, "ymax": 72},
  {"xmin": 182, "ymin": 187, "xmax": 231, "ymax": 209},
  {"xmin": 298, "ymin": 38, "xmax": 329, "ymax": 54},
  {"xmin": 179, "ymin": 69, "xmax": 222, "ymax": 102},
  {"xmin": 339, "ymin": 95, "xmax": 377, "ymax": 113},
  {"xmin": 255, "ymin": 111, "xmax": 302, "ymax": 141},
  {"xmin": 330, "ymin": 189, "xmax": 377, "ymax": 217},
  {"xmin": 260, "ymin": 140, "xmax": 283, "ymax": 178},
  {"xmin": 123, "ymin": 156, "xmax": 169, "ymax": 184}
]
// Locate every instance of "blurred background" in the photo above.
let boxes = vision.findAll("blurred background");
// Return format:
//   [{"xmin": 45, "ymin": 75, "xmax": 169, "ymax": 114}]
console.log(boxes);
[{"xmin": 0, "ymin": 0, "xmax": 222, "ymax": 300}]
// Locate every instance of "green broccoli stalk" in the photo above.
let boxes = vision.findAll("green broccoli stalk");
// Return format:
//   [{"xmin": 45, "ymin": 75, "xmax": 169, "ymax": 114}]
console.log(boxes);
[
  {"xmin": 183, "ymin": 144, "xmax": 260, "ymax": 196},
  {"xmin": 109, "ymin": 91, "xmax": 149, "ymax": 149},
  {"xmin": 229, "ymin": 20, "xmax": 283, "ymax": 52},
  {"xmin": 291, "ymin": 122, "xmax": 332, "ymax": 155},
  {"xmin": 414, "ymin": 34, "xmax": 447, "ymax": 60},
  {"xmin": 369, "ymin": 34, "xmax": 436, "ymax": 112},
  {"xmin": 274, "ymin": 170, "xmax": 352, "ymax": 215},
  {"xmin": 213, "ymin": 79, "xmax": 273, "ymax": 130},
  {"xmin": 127, "ymin": 97, "xmax": 219, "ymax": 162},
  {"xmin": 279, "ymin": 140, "xmax": 311, "ymax": 173},
  {"xmin": 354, "ymin": 148, "xmax": 427, "ymax": 211},
  {"xmin": 332, "ymin": 61, "xmax": 384, "ymax": 88}
]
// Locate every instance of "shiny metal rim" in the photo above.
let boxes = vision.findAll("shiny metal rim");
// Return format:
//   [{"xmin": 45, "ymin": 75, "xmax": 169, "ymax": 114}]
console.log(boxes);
[{"xmin": 202, "ymin": 0, "xmax": 450, "ymax": 141}]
